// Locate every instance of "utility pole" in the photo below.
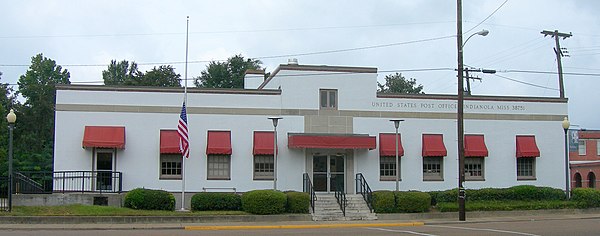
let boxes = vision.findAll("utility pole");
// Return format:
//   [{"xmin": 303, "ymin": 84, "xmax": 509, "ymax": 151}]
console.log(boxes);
[
  {"xmin": 464, "ymin": 68, "xmax": 496, "ymax": 95},
  {"xmin": 541, "ymin": 30, "xmax": 572, "ymax": 98},
  {"xmin": 456, "ymin": 0, "xmax": 466, "ymax": 222}
]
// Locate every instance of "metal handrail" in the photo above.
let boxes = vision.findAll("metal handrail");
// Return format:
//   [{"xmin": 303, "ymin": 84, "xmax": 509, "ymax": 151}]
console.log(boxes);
[
  {"xmin": 16, "ymin": 171, "xmax": 123, "ymax": 194},
  {"xmin": 334, "ymin": 180, "xmax": 346, "ymax": 216},
  {"xmin": 303, "ymin": 173, "xmax": 316, "ymax": 212},
  {"xmin": 355, "ymin": 173, "xmax": 373, "ymax": 212}
]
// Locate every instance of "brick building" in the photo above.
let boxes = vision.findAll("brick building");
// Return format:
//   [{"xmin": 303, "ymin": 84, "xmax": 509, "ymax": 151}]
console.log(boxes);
[{"xmin": 569, "ymin": 130, "xmax": 600, "ymax": 189}]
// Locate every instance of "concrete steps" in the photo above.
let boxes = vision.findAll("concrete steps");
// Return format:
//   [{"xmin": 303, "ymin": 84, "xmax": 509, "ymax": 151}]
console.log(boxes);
[{"xmin": 312, "ymin": 194, "xmax": 377, "ymax": 221}]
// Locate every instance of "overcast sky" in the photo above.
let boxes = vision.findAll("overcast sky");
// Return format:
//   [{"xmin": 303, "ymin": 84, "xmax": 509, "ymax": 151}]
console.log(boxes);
[{"xmin": 1, "ymin": 0, "xmax": 599, "ymax": 129}]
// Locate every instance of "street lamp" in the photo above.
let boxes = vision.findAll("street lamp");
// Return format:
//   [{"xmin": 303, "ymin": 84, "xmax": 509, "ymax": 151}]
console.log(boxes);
[
  {"xmin": 390, "ymin": 119, "xmax": 404, "ymax": 192},
  {"xmin": 6, "ymin": 109, "xmax": 16, "ymax": 212},
  {"xmin": 268, "ymin": 117, "xmax": 282, "ymax": 190},
  {"xmin": 457, "ymin": 29, "xmax": 489, "ymax": 221},
  {"xmin": 562, "ymin": 117, "xmax": 571, "ymax": 199}
]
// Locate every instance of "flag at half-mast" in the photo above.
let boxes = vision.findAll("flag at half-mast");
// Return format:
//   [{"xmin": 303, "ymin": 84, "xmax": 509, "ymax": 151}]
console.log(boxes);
[{"xmin": 178, "ymin": 102, "xmax": 190, "ymax": 158}]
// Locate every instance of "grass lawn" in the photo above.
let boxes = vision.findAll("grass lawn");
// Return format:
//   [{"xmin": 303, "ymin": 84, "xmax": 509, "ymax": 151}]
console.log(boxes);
[{"xmin": 0, "ymin": 204, "xmax": 248, "ymax": 216}]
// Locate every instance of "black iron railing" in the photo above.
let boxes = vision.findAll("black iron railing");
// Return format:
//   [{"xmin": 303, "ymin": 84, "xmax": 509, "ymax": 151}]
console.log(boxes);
[
  {"xmin": 355, "ymin": 173, "xmax": 373, "ymax": 212},
  {"xmin": 15, "ymin": 171, "xmax": 123, "ymax": 194},
  {"xmin": 303, "ymin": 173, "xmax": 316, "ymax": 212},
  {"xmin": 334, "ymin": 180, "xmax": 346, "ymax": 216},
  {"xmin": 0, "ymin": 176, "xmax": 9, "ymax": 211}
]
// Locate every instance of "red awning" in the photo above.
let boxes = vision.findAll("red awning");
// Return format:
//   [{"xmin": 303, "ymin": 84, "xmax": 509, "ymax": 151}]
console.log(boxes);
[
  {"xmin": 253, "ymin": 131, "xmax": 275, "ymax": 155},
  {"xmin": 207, "ymin": 131, "xmax": 232, "ymax": 155},
  {"xmin": 379, "ymin": 133, "xmax": 404, "ymax": 156},
  {"xmin": 464, "ymin": 135, "xmax": 489, "ymax": 157},
  {"xmin": 288, "ymin": 134, "xmax": 376, "ymax": 149},
  {"xmin": 160, "ymin": 130, "xmax": 180, "ymax": 154},
  {"xmin": 516, "ymin": 135, "xmax": 540, "ymax": 158},
  {"xmin": 82, "ymin": 126, "xmax": 125, "ymax": 149},
  {"xmin": 422, "ymin": 134, "xmax": 447, "ymax": 157}
]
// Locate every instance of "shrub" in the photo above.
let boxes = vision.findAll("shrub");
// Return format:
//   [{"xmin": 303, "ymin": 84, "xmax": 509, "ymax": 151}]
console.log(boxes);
[
  {"xmin": 430, "ymin": 186, "xmax": 565, "ymax": 205},
  {"xmin": 191, "ymin": 192, "xmax": 241, "ymax": 211},
  {"xmin": 242, "ymin": 190, "xmax": 286, "ymax": 215},
  {"xmin": 372, "ymin": 191, "xmax": 396, "ymax": 213},
  {"xmin": 124, "ymin": 188, "xmax": 175, "ymax": 211},
  {"xmin": 436, "ymin": 200, "xmax": 579, "ymax": 212},
  {"xmin": 395, "ymin": 191, "xmax": 431, "ymax": 213},
  {"xmin": 572, "ymin": 188, "xmax": 600, "ymax": 208},
  {"xmin": 285, "ymin": 191, "xmax": 310, "ymax": 213},
  {"xmin": 507, "ymin": 185, "xmax": 565, "ymax": 201},
  {"xmin": 429, "ymin": 189, "xmax": 458, "ymax": 204}
]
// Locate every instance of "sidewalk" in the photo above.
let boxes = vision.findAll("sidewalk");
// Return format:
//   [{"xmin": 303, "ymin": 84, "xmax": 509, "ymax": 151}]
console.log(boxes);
[{"xmin": 1, "ymin": 209, "xmax": 599, "ymax": 231}]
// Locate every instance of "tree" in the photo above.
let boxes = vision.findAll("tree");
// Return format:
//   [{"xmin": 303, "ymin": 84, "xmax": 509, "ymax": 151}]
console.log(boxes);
[
  {"xmin": 195, "ymin": 54, "xmax": 262, "ymax": 88},
  {"xmin": 16, "ymin": 53, "xmax": 70, "ymax": 171},
  {"xmin": 0, "ymin": 72, "xmax": 16, "ymax": 175},
  {"xmin": 133, "ymin": 65, "xmax": 181, "ymax": 87},
  {"xmin": 102, "ymin": 60, "xmax": 181, "ymax": 87},
  {"xmin": 102, "ymin": 60, "xmax": 142, "ymax": 86},
  {"xmin": 377, "ymin": 73, "xmax": 424, "ymax": 94}
]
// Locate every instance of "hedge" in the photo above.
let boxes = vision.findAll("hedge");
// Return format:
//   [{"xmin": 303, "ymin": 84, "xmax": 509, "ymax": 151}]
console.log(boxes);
[
  {"xmin": 372, "ymin": 191, "xmax": 396, "ymax": 213},
  {"xmin": 242, "ymin": 189, "xmax": 286, "ymax": 215},
  {"xmin": 572, "ymin": 188, "xmax": 600, "ymax": 208},
  {"xmin": 430, "ymin": 185, "xmax": 565, "ymax": 204},
  {"xmin": 395, "ymin": 191, "xmax": 431, "ymax": 213},
  {"xmin": 436, "ymin": 200, "xmax": 579, "ymax": 212},
  {"xmin": 285, "ymin": 191, "xmax": 310, "ymax": 213},
  {"xmin": 124, "ymin": 188, "xmax": 175, "ymax": 211},
  {"xmin": 191, "ymin": 192, "xmax": 241, "ymax": 211}
]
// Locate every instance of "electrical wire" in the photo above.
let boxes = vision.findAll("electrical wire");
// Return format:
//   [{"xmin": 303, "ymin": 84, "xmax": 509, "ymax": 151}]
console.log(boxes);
[
  {"xmin": 493, "ymin": 74, "xmax": 558, "ymax": 91},
  {"xmin": 464, "ymin": 0, "xmax": 509, "ymax": 34}
]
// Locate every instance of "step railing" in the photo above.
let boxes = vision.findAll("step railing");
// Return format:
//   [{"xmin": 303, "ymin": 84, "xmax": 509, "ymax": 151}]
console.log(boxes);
[
  {"xmin": 14, "ymin": 172, "xmax": 47, "ymax": 193},
  {"xmin": 355, "ymin": 173, "xmax": 373, "ymax": 212},
  {"xmin": 302, "ymin": 173, "xmax": 316, "ymax": 212},
  {"xmin": 15, "ymin": 171, "xmax": 123, "ymax": 194},
  {"xmin": 334, "ymin": 181, "xmax": 346, "ymax": 216}
]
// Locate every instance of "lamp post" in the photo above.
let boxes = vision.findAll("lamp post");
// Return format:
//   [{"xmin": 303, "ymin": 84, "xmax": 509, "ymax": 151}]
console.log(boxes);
[
  {"xmin": 268, "ymin": 117, "xmax": 282, "ymax": 190},
  {"xmin": 457, "ymin": 27, "xmax": 489, "ymax": 221},
  {"xmin": 390, "ymin": 119, "xmax": 404, "ymax": 192},
  {"xmin": 562, "ymin": 117, "xmax": 571, "ymax": 199},
  {"xmin": 6, "ymin": 109, "xmax": 16, "ymax": 212}
]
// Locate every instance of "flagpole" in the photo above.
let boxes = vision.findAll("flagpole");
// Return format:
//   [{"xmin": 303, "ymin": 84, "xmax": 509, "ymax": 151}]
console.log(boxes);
[{"xmin": 181, "ymin": 15, "xmax": 189, "ymax": 211}]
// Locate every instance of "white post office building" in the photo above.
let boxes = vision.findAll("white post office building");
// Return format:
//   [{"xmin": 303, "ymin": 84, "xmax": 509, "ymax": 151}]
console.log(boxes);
[{"xmin": 54, "ymin": 62, "xmax": 568, "ymax": 207}]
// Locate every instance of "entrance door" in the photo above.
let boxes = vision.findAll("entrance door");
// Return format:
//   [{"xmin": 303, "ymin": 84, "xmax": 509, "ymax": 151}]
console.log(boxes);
[
  {"xmin": 96, "ymin": 151, "xmax": 114, "ymax": 191},
  {"xmin": 313, "ymin": 154, "xmax": 345, "ymax": 193}
]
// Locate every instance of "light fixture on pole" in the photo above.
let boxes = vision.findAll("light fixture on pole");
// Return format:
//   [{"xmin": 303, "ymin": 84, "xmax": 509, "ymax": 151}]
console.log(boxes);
[
  {"xmin": 268, "ymin": 117, "xmax": 282, "ymax": 190},
  {"xmin": 457, "ymin": 28, "xmax": 490, "ymax": 221},
  {"xmin": 562, "ymin": 117, "xmax": 571, "ymax": 199},
  {"xmin": 390, "ymin": 119, "xmax": 404, "ymax": 192},
  {"xmin": 6, "ymin": 109, "xmax": 16, "ymax": 212}
]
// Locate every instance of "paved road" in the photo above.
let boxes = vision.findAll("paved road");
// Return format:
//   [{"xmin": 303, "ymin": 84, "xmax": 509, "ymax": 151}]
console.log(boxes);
[{"xmin": 1, "ymin": 218, "xmax": 599, "ymax": 236}]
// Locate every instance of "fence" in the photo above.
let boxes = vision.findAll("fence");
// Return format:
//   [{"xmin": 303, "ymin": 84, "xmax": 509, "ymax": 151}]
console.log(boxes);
[
  {"xmin": 0, "ymin": 176, "xmax": 8, "ymax": 211},
  {"xmin": 15, "ymin": 171, "xmax": 123, "ymax": 194}
]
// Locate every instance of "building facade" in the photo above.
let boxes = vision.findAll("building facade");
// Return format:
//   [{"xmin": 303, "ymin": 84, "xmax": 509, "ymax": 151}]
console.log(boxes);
[
  {"xmin": 569, "ymin": 130, "xmax": 600, "ymax": 189},
  {"xmin": 54, "ymin": 63, "xmax": 569, "ymax": 207}
]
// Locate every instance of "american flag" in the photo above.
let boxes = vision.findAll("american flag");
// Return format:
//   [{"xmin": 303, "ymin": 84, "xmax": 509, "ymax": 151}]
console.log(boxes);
[{"xmin": 178, "ymin": 102, "xmax": 190, "ymax": 158}]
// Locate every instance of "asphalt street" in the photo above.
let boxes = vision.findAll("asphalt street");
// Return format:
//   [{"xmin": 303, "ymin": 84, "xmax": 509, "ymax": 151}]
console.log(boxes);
[{"xmin": 1, "ymin": 218, "xmax": 599, "ymax": 236}]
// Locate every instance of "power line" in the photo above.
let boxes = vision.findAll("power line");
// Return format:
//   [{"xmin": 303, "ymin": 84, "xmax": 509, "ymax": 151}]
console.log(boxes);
[
  {"xmin": 0, "ymin": 35, "xmax": 455, "ymax": 68},
  {"xmin": 0, "ymin": 21, "xmax": 455, "ymax": 39},
  {"xmin": 493, "ymin": 74, "xmax": 558, "ymax": 91},
  {"xmin": 464, "ymin": 0, "xmax": 509, "ymax": 34}
]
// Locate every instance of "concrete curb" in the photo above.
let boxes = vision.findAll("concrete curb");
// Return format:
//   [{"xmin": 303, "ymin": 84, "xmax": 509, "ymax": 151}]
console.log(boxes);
[
  {"xmin": 0, "ymin": 214, "xmax": 312, "ymax": 224},
  {"xmin": 185, "ymin": 222, "xmax": 424, "ymax": 230}
]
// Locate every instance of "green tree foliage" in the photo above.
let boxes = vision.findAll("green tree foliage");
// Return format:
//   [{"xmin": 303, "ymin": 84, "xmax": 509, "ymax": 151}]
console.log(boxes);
[
  {"xmin": 195, "ymin": 54, "xmax": 262, "ymax": 88},
  {"xmin": 16, "ymin": 53, "xmax": 70, "ymax": 171},
  {"xmin": 0, "ymin": 71, "xmax": 16, "ymax": 175},
  {"xmin": 102, "ymin": 60, "xmax": 141, "ymax": 86},
  {"xmin": 377, "ymin": 73, "xmax": 424, "ymax": 94},
  {"xmin": 102, "ymin": 60, "xmax": 181, "ymax": 87}
]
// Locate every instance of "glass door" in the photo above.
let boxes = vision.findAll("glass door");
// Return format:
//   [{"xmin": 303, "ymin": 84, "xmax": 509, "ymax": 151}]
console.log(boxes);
[
  {"xmin": 312, "ymin": 154, "xmax": 345, "ymax": 193},
  {"xmin": 96, "ymin": 151, "xmax": 114, "ymax": 191}
]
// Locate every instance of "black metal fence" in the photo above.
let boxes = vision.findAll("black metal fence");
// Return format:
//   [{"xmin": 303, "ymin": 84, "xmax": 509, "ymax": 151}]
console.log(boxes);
[
  {"xmin": 15, "ymin": 171, "xmax": 123, "ymax": 194},
  {"xmin": 0, "ymin": 176, "xmax": 9, "ymax": 211}
]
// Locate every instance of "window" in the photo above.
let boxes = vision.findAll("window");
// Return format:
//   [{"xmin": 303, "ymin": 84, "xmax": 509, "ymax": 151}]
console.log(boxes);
[
  {"xmin": 319, "ymin": 89, "xmax": 337, "ymax": 109},
  {"xmin": 517, "ymin": 158, "xmax": 536, "ymax": 180},
  {"xmin": 380, "ymin": 156, "xmax": 398, "ymax": 181},
  {"xmin": 207, "ymin": 155, "xmax": 231, "ymax": 180},
  {"xmin": 597, "ymin": 140, "xmax": 600, "ymax": 156},
  {"xmin": 160, "ymin": 154, "xmax": 182, "ymax": 179},
  {"xmin": 253, "ymin": 155, "xmax": 274, "ymax": 180},
  {"xmin": 465, "ymin": 157, "xmax": 484, "ymax": 181},
  {"xmin": 423, "ymin": 157, "xmax": 443, "ymax": 181},
  {"xmin": 579, "ymin": 140, "xmax": 586, "ymax": 155}
]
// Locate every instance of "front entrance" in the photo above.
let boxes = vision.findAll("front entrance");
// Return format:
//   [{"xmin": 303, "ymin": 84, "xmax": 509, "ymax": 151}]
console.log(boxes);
[
  {"xmin": 95, "ymin": 150, "xmax": 114, "ymax": 191},
  {"xmin": 313, "ymin": 154, "xmax": 345, "ymax": 193}
]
